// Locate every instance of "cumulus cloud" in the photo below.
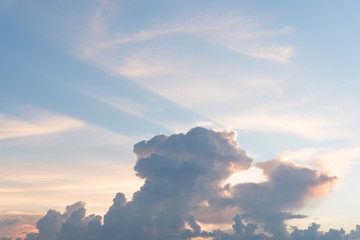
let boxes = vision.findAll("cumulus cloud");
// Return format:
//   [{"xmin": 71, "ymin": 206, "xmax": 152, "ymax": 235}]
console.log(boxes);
[
  {"xmin": 102, "ymin": 127, "xmax": 252, "ymax": 240},
  {"xmin": 6, "ymin": 127, "xmax": 356, "ymax": 240},
  {"xmin": 21, "ymin": 202, "xmax": 102, "ymax": 240},
  {"xmin": 289, "ymin": 223, "xmax": 360, "ymax": 240}
]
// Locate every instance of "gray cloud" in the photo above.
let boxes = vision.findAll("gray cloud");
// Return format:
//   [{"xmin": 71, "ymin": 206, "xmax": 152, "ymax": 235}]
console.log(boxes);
[
  {"xmin": 103, "ymin": 127, "xmax": 252, "ymax": 240},
  {"xmin": 22, "ymin": 202, "xmax": 102, "ymax": 240},
  {"xmin": 5, "ymin": 127, "xmax": 355, "ymax": 240},
  {"xmin": 289, "ymin": 223, "xmax": 360, "ymax": 240},
  {"xmin": 212, "ymin": 158, "xmax": 338, "ymax": 237}
]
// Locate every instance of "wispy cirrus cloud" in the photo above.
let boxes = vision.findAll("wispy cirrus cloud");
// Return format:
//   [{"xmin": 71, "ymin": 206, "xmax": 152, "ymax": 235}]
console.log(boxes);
[
  {"xmin": 81, "ymin": 91, "xmax": 147, "ymax": 118},
  {"xmin": 0, "ymin": 113, "xmax": 84, "ymax": 140},
  {"xmin": 97, "ymin": 14, "xmax": 294, "ymax": 63},
  {"xmin": 69, "ymin": 1, "xmax": 354, "ymax": 143},
  {"xmin": 74, "ymin": 4, "xmax": 295, "ymax": 77},
  {"xmin": 215, "ymin": 112, "xmax": 351, "ymax": 141}
]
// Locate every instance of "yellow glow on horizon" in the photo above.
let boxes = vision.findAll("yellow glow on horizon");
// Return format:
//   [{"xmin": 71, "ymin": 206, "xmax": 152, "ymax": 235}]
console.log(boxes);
[{"xmin": 0, "ymin": 161, "xmax": 144, "ymax": 216}]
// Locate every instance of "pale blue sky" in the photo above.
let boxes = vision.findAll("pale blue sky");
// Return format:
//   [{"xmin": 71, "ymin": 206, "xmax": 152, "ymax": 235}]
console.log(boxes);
[{"xmin": 1, "ymin": 0, "xmax": 360, "ymax": 237}]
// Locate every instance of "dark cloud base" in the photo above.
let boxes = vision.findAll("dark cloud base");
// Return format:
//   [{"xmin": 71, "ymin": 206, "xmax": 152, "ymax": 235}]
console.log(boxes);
[{"xmin": 2, "ymin": 128, "xmax": 359, "ymax": 240}]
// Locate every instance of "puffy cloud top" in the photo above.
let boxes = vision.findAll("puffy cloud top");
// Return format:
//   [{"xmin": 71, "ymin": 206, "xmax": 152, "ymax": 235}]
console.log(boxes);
[
  {"xmin": 104, "ymin": 127, "xmax": 252, "ymax": 240},
  {"xmin": 13, "ymin": 127, "xmax": 350, "ymax": 240}
]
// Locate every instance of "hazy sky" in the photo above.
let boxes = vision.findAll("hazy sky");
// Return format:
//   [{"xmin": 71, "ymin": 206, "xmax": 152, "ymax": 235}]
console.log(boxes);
[{"xmin": 1, "ymin": 0, "xmax": 360, "ymax": 239}]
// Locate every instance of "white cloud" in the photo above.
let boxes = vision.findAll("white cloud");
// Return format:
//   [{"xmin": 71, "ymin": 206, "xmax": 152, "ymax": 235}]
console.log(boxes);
[
  {"xmin": 277, "ymin": 146, "xmax": 360, "ymax": 176},
  {"xmin": 223, "ymin": 167, "xmax": 267, "ymax": 186}
]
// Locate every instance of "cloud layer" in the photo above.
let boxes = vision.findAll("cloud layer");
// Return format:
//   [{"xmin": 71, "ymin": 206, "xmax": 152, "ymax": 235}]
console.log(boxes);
[{"xmin": 4, "ymin": 127, "xmax": 354, "ymax": 239}]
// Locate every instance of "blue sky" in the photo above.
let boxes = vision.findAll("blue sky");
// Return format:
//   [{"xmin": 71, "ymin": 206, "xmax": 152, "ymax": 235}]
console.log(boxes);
[{"xmin": 1, "ymin": 0, "xmax": 360, "ymax": 238}]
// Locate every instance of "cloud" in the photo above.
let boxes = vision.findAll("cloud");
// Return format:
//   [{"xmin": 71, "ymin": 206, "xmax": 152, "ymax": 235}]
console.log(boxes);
[
  {"xmin": 69, "ymin": 14, "xmax": 294, "ymax": 134},
  {"xmin": 111, "ymin": 54, "xmax": 181, "ymax": 78},
  {"xmin": 80, "ymin": 9, "xmax": 294, "ymax": 65},
  {"xmin": 13, "ymin": 127, "xmax": 350, "ymax": 240},
  {"xmin": 277, "ymin": 146, "xmax": 360, "ymax": 176},
  {"xmin": 213, "ymin": 158, "xmax": 338, "ymax": 237},
  {"xmin": 0, "ymin": 213, "xmax": 40, "ymax": 239},
  {"xmin": 223, "ymin": 166, "xmax": 266, "ymax": 186},
  {"xmin": 289, "ymin": 223, "xmax": 360, "ymax": 240},
  {"xmin": 215, "ymin": 112, "xmax": 351, "ymax": 141},
  {"xmin": 101, "ymin": 127, "xmax": 252, "ymax": 240},
  {"xmin": 0, "ymin": 113, "xmax": 84, "ymax": 140},
  {"xmin": 22, "ymin": 202, "xmax": 102, "ymax": 240},
  {"xmin": 71, "ymin": 3, "xmax": 349, "ymax": 142},
  {"xmin": 73, "ymin": 2, "xmax": 295, "ymax": 86},
  {"xmin": 81, "ymin": 91, "xmax": 147, "ymax": 118},
  {"xmin": 70, "ymin": 4, "xmax": 293, "ymax": 123},
  {"xmin": 71, "ymin": 2, "xmax": 357, "ymax": 144}
]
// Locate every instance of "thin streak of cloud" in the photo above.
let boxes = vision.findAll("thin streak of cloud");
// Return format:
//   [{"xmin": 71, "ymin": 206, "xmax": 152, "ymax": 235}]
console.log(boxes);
[
  {"xmin": 216, "ymin": 112, "xmax": 351, "ymax": 141},
  {"xmin": 111, "ymin": 54, "xmax": 182, "ymax": 78},
  {"xmin": 0, "ymin": 113, "xmax": 84, "ymax": 140},
  {"xmin": 80, "ymin": 90, "xmax": 219, "ymax": 133},
  {"xmin": 81, "ymin": 91, "xmax": 147, "ymax": 118},
  {"xmin": 108, "ymin": 15, "xmax": 294, "ymax": 63}
]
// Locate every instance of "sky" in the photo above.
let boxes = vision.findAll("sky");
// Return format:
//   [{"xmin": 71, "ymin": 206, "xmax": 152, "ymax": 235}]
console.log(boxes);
[{"xmin": 1, "ymin": 0, "xmax": 360, "ymax": 239}]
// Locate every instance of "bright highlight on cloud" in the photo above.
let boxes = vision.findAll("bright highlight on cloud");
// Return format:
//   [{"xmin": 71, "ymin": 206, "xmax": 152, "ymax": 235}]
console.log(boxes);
[
  {"xmin": 7, "ymin": 127, "xmax": 356, "ymax": 240},
  {"xmin": 224, "ymin": 167, "xmax": 266, "ymax": 186}
]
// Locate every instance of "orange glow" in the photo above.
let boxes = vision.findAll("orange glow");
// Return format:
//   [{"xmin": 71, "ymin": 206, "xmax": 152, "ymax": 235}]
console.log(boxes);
[
  {"xmin": 228, "ymin": 161, "xmax": 246, "ymax": 173},
  {"xmin": 309, "ymin": 176, "xmax": 341, "ymax": 198},
  {"xmin": 7, "ymin": 224, "xmax": 38, "ymax": 239}
]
